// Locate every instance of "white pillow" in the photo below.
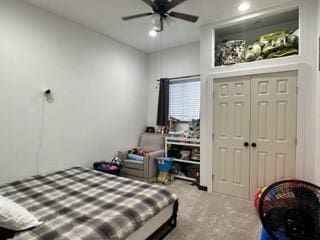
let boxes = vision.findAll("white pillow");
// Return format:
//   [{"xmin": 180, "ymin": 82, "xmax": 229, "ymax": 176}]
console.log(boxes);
[{"xmin": 0, "ymin": 195, "xmax": 43, "ymax": 231}]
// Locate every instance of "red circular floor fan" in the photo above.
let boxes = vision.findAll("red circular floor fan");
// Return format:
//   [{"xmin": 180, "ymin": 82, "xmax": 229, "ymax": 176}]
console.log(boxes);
[{"xmin": 258, "ymin": 180, "xmax": 320, "ymax": 240}]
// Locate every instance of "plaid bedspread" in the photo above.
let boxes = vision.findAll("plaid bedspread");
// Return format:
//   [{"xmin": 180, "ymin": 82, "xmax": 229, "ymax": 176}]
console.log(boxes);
[{"xmin": 0, "ymin": 167, "xmax": 177, "ymax": 240}]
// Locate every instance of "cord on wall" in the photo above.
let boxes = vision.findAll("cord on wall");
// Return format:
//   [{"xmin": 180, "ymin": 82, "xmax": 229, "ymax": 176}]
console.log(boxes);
[
  {"xmin": 36, "ymin": 89, "xmax": 52, "ymax": 174},
  {"xmin": 36, "ymin": 95, "xmax": 45, "ymax": 174}
]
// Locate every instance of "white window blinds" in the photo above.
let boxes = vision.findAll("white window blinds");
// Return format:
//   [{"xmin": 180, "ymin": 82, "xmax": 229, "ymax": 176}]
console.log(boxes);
[{"xmin": 169, "ymin": 78, "xmax": 200, "ymax": 121}]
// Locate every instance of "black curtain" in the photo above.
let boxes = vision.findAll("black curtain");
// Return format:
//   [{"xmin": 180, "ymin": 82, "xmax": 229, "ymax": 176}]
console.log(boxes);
[{"xmin": 157, "ymin": 78, "xmax": 170, "ymax": 126}]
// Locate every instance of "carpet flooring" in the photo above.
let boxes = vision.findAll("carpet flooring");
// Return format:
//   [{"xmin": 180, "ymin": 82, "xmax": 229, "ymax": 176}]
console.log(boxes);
[{"xmin": 164, "ymin": 180, "xmax": 261, "ymax": 240}]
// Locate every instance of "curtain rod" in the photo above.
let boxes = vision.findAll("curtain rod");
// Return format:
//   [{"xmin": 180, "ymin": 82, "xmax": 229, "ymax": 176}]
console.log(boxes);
[{"xmin": 157, "ymin": 74, "xmax": 200, "ymax": 82}]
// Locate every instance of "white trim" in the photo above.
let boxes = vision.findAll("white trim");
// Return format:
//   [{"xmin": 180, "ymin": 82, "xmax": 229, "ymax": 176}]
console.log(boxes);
[
  {"xmin": 172, "ymin": 159, "xmax": 200, "ymax": 165},
  {"xmin": 207, "ymin": 63, "xmax": 303, "ymax": 79},
  {"xmin": 174, "ymin": 175, "xmax": 196, "ymax": 182}
]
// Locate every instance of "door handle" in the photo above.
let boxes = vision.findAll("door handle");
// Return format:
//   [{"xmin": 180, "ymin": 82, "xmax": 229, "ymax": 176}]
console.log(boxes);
[
  {"xmin": 244, "ymin": 142, "xmax": 249, "ymax": 147},
  {"xmin": 251, "ymin": 142, "xmax": 257, "ymax": 148}
]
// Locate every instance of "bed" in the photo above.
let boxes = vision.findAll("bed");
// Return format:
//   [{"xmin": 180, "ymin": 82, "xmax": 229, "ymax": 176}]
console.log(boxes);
[{"xmin": 0, "ymin": 167, "xmax": 178, "ymax": 240}]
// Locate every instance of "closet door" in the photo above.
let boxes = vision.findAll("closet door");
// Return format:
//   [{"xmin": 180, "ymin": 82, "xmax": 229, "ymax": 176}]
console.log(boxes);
[
  {"xmin": 213, "ymin": 76, "xmax": 251, "ymax": 199},
  {"xmin": 250, "ymin": 71, "xmax": 297, "ymax": 198}
]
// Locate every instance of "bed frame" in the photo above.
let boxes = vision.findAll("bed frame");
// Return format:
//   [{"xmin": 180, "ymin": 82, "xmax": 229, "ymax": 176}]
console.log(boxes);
[
  {"xmin": 147, "ymin": 200, "xmax": 179, "ymax": 240},
  {"xmin": 0, "ymin": 228, "xmax": 15, "ymax": 240},
  {"xmin": 0, "ymin": 200, "xmax": 179, "ymax": 240}
]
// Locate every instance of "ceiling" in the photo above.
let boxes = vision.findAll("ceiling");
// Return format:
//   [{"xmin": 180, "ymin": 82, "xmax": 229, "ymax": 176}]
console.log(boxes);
[{"xmin": 24, "ymin": 0, "xmax": 292, "ymax": 53}]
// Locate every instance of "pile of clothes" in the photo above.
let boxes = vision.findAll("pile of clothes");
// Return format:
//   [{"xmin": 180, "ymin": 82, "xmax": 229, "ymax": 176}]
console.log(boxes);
[
  {"xmin": 93, "ymin": 157, "xmax": 123, "ymax": 176},
  {"xmin": 216, "ymin": 29, "xmax": 299, "ymax": 66}
]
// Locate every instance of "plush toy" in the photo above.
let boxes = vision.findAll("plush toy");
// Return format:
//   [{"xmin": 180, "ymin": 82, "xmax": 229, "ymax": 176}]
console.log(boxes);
[
  {"xmin": 266, "ymin": 48, "xmax": 298, "ymax": 59},
  {"xmin": 259, "ymin": 29, "xmax": 299, "ymax": 58},
  {"xmin": 264, "ymin": 29, "xmax": 299, "ymax": 59},
  {"xmin": 189, "ymin": 119, "xmax": 200, "ymax": 139},
  {"xmin": 157, "ymin": 172, "xmax": 174, "ymax": 185},
  {"xmin": 168, "ymin": 117, "xmax": 180, "ymax": 133},
  {"xmin": 286, "ymin": 29, "xmax": 299, "ymax": 48},
  {"xmin": 241, "ymin": 41, "xmax": 263, "ymax": 62},
  {"xmin": 260, "ymin": 31, "xmax": 288, "ymax": 57},
  {"xmin": 128, "ymin": 148, "xmax": 150, "ymax": 156},
  {"xmin": 111, "ymin": 156, "xmax": 123, "ymax": 167}
]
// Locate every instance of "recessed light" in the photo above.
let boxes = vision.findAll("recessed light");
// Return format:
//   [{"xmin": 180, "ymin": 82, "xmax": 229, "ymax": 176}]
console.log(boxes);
[
  {"xmin": 149, "ymin": 29, "xmax": 158, "ymax": 37},
  {"xmin": 238, "ymin": 2, "xmax": 250, "ymax": 12}
]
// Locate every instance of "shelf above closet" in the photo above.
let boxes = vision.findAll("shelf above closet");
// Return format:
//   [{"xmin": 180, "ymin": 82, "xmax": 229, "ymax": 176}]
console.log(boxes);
[{"xmin": 214, "ymin": 7, "xmax": 300, "ymax": 68}]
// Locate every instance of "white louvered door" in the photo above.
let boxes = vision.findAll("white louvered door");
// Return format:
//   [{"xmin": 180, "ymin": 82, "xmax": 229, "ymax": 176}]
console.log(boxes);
[{"xmin": 213, "ymin": 71, "xmax": 297, "ymax": 199}]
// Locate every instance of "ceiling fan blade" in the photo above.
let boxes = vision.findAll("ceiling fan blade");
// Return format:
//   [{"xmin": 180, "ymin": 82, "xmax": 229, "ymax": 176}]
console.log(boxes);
[
  {"xmin": 122, "ymin": 13, "xmax": 154, "ymax": 21},
  {"xmin": 168, "ymin": 11, "xmax": 199, "ymax": 22},
  {"xmin": 142, "ymin": 0, "xmax": 158, "ymax": 10},
  {"xmin": 166, "ymin": 0, "xmax": 186, "ymax": 10}
]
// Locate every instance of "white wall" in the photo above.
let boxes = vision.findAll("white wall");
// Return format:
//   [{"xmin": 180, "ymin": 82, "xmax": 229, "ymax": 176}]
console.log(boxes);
[
  {"xmin": 146, "ymin": 42, "xmax": 200, "ymax": 127},
  {"xmin": 0, "ymin": 0, "xmax": 148, "ymax": 184}
]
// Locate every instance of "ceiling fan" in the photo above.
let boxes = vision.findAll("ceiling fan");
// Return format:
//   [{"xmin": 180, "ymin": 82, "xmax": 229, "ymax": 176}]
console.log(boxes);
[{"xmin": 122, "ymin": 0, "xmax": 199, "ymax": 32}]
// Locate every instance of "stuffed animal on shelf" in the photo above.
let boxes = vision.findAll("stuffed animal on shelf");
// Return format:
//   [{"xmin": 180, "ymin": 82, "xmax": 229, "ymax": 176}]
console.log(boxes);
[
  {"xmin": 188, "ymin": 119, "xmax": 200, "ymax": 139},
  {"xmin": 168, "ymin": 117, "xmax": 180, "ymax": 133},
  {"xmin": 286, "ymin": 29, "xmax": 299, "ymax": 48},
  {"xmin": 259, "ymin": 29, "xmax": 299, "ymax": 59},
  {"xmin": 266, "ymin": 48, "xmax": 298, "ymax": 59},
  {"xmin": 260, "ymin": 30, "xmax": 288, "ymax": 57},
  {"xmin": 215, "ymin": 40, "xmax": 247, "ymax": 65},
  {"xmin": 241, "ymin": 41, "xmax": 263, "ymax": 62},
  {"xmin": 217, "ymin": 28, "xmax": 299, "ymax": 65}
]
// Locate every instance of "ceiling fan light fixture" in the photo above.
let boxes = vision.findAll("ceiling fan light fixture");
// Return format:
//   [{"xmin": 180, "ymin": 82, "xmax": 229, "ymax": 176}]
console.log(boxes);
[
  {"xmin": 165, "ymin": 16, "xmax": 175, "ymax": 26},
  {"xmin": 153, "ymin": 21, "xmax": 162, "ymax": 32},
  {"xmin": 153, "ymin": 25, "xmax": 162, "ymax": 32},
  {"xmin": 149, "ymin": 29, "xmax": 158, "ymax": 37},
  {"xmin": 238, "ymin": 2, "xmax": 250, "ymax": 12},
  {"xmin": 151, "ymin": 14, "xmax": 160, "ymax": 24}
]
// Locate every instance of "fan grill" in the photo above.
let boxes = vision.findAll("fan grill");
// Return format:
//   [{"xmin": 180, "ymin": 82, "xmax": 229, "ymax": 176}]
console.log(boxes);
[{"xmin": 259, "ymin": 180, "xmax": 320, "ymax": 240}]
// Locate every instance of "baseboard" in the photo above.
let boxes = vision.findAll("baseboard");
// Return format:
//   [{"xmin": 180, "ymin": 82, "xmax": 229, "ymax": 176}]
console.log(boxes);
[{"xmin": 198, "ymin": 185, "xmax": 208, "ymax": 191}]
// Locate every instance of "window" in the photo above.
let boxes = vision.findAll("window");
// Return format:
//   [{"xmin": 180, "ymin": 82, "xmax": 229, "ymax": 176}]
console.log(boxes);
[{"xmin": 169, "ymin": 78, "xmax": 200, "ymax": 121}]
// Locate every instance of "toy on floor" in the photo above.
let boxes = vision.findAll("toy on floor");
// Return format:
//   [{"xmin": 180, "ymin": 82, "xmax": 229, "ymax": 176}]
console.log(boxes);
[
  {"xmin": 156, "ymin": 158, "xmax": 174, "ymax": 185},
  {"xmin": 93, "ymin": 157, "xmax": 123, "ymax": 176}
]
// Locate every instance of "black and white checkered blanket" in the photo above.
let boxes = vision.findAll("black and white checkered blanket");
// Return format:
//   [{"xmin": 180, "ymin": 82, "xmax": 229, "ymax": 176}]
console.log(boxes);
[{"xmin": 0, "ymin": 167, "xmax": 177, "ymax": 240}]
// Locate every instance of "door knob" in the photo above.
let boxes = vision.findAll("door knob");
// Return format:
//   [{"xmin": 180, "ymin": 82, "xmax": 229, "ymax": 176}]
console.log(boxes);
[
  {"xmin": 244, "ymin": 142, "xmax": 249, "ymax": 147},
  {"xmin": 251, "ymin": 142, "xmax": 257, "ymax": 148}
]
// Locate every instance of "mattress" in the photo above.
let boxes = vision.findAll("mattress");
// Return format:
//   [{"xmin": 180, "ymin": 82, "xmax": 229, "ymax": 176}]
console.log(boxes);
[{"xmin": 0, "ymin": 167, "xmax": 177, "ymax": 240}]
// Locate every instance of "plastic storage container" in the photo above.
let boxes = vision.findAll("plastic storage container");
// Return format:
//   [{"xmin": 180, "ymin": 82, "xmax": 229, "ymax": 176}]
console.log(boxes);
[{"xmin": 157, "ymin": 158, "xmax": 174, "ymax": 172}]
